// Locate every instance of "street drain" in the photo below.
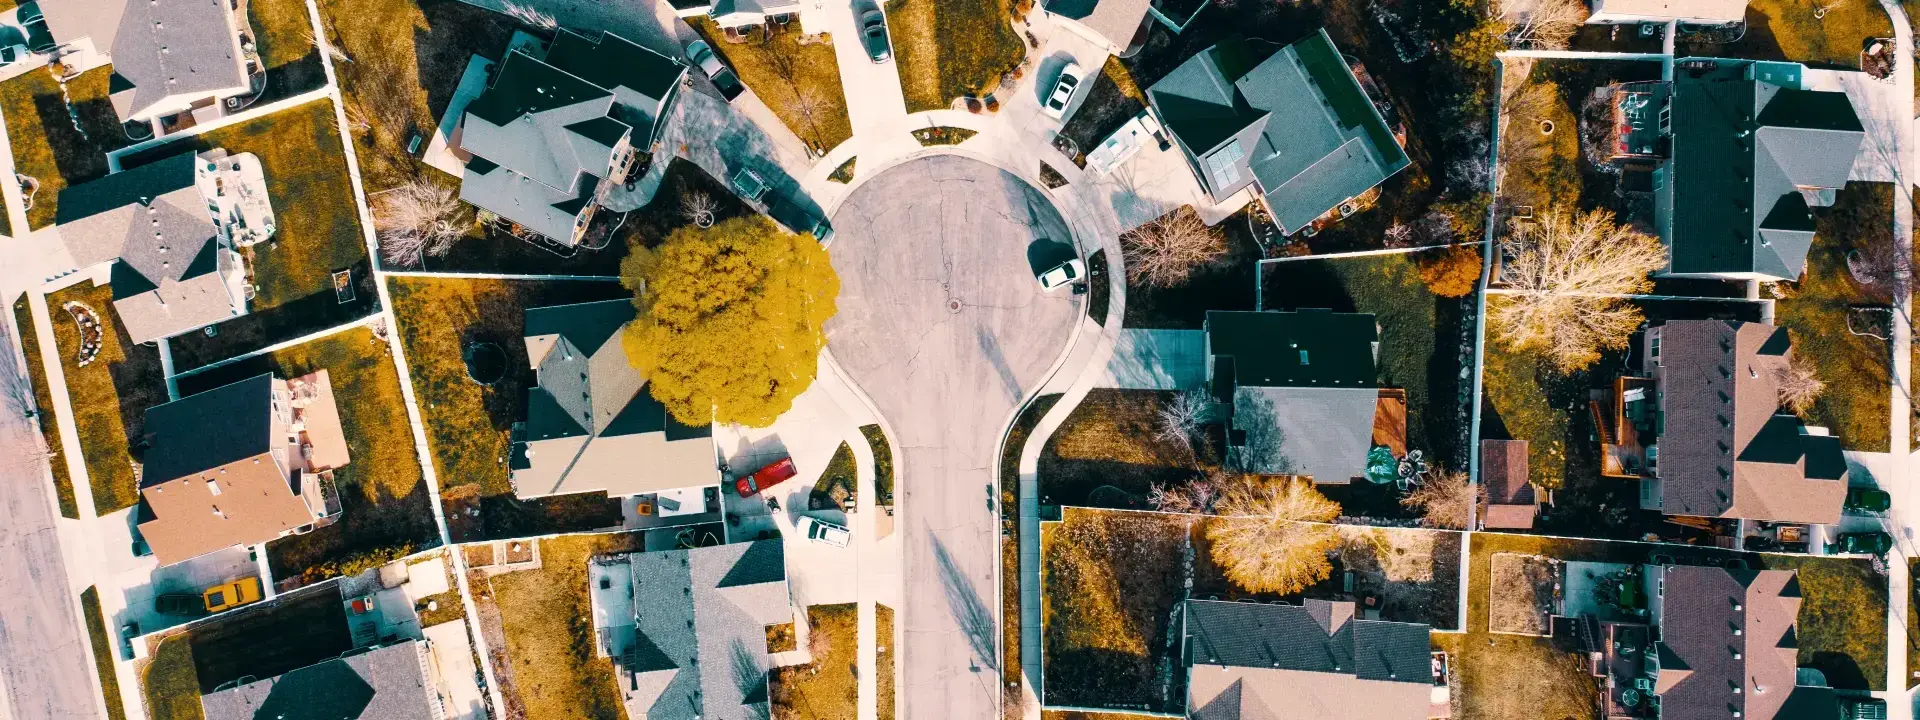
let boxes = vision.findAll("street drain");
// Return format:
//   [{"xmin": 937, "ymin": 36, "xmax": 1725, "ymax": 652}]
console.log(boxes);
[{"xmin": 948, "ymin": 299, "xmax": 963, "ymax": 313}]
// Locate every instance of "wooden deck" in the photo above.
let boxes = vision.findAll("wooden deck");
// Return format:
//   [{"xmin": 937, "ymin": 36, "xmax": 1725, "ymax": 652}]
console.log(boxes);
[{"xmin": 1373, "ymin": 388, "xmax": 1407, "ymax": 457}]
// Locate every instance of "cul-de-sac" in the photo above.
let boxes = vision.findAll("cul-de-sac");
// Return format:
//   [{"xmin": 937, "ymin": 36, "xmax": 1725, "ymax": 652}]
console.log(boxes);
[{"xmin": 0, "ymin": 0, "xmax": 1915, "ymax": 719}]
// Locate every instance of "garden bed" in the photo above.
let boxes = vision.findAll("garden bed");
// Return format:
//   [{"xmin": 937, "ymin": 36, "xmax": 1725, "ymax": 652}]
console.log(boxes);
[
  {"xmin": 46, "ymin": 282, "xmax": 166, "ymax": 515},
  {"xmin": 911, "ymin": 126, "xmax": 976, "ymax": 146},
  {"xmin": 862, "ymin": 423, "xmax": 894, "ymax": 505},
  {"xmin": 172, "ymin": 326, "xmax": 435, "ymax": 587},
  {"xmin": 80, "ymin": 587, "xmax": 129, "ymax": 720},
  {"xmin": 884, "ymin": 0, "xmax": 1027, "ymax": 112},
  {"xmin": 387, "ymin": 277, "xmax": 629, "ymax": 541},
  {"xmin": 999, "ymin": 393, "xmax": 1059, "ymax": 712}
]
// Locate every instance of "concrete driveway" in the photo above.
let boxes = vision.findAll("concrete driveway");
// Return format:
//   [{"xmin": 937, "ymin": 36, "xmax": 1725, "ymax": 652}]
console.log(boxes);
[{"xmin": 825, "ymin": 154, "xmax": 1080, "ymax": 720}]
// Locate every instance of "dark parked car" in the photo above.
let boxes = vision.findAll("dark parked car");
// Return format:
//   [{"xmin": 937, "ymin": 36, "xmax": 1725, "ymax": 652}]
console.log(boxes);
[
  {"xmin": 1844, "ymin": 486, "xmax": 1891, "ymax": 513},
  {"xmin": 685, "ymin": 39, "xmax": 745, "ymax": 102},
  {"xmin": 154, "ymin": 593, "xmax": 207, "ymax": 617},
  {"xmin": 1828, "ymin": 530, "xmax": 1893, "ymax": 556},
  {"xmin": 860, "ymin": 8, "xmax": 891, "ymax": 63}
]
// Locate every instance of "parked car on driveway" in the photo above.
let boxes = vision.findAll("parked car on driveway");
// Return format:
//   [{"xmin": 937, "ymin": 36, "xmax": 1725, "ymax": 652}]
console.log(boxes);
[
  {"xmin": 733, "ymin": 457, "xmax": 799, "ymax": 497},
  {"xmin": 202, "ymin": 577, "xmax": 263, "ymax": 613},
  {"xmin": 860, "ymin": 8, "xmax": 891, "ymax": 63},
  {"xmin": 1844, "ymin": 486, "xmax": 1891, "ymax": 513},
  {"xmin": 1828, "ymin": 530, "xmax": 1893, "ymax": 556},
  {"xmin": 1037, "ymin": 258, "xmax": 1085, "ymax": 292},
  {"xmin": 685, "ymin": 39, "xmax": 745, "ymax": 102},
  {"xmin": 155, "ymin": 593, "xmax": 208, "ymax": 617},
  {"xmin": 1042, "ymin": 62, "xmax": 1084, "ymax": 120},
  {"xmin": 799, "ymin": 516, "xmax": 852, "ymax": 547}
]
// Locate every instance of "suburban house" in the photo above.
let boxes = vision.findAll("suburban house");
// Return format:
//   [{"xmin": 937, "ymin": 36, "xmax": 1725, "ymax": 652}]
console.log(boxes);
[
  {"xmin": 1206, "ymin": 309, "xmax": 1404, "ymax": 484},
  {"xmin": 1593, "ymin": 320, "xmax": 1848, "ymax": 527},
  {"xmin": 589, "ymin": 540, "xmax": 796, "ymax": 719},
  {"xmin": 1183, "ymin": 598, "xmax": 1440, "ymax": 719},
  {"xmin": 511, "ymin": 300, "xmax": 720, "ymax": 506},
  {"xmin": 56, "ymin": 149, "xmax": 276, "ymax": 344},
  {"xmin": 1042, "ymin": 0, "xmax": 1155, "ymax": 56},
  {"xmin": 459, "ymin": 29, "xmax": 687, "ymax": 246},
  {"xmin": 1594, "ymin": 566, "xmax": 1841, "ymax": 719},
  {"xmin": 40, "ymin": 0, "xmax": 255, "ymax": 129},
  {"xmin": 1618, "ymin": 59, "xmax": 1864, "ymax": 280},
  {"xmin": 137, "ymin": 372, "xmax": 349, "ymax": 567},
  {"xmin": 1146, "ymin": 30, "xmax": 1409, "ymax": 236},
  {"xmin": 1586, "ymin": 0, "xmax": 1748, "ymax": 24},
  {"xmin": 1479, "ymin": 439, "xmax": 1539, "ymax": 530},
  {"xmin": 666, "ymin": 0, "xmax": 804, "ymax": 32},
  {"xmin": 199, "ymin": 640, "xmax": 442, "ymax": 720}
]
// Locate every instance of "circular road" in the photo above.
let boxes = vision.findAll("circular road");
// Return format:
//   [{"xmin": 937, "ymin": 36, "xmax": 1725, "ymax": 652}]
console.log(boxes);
[{"xmin": 824, "ymin": 154, "xmax": 1082, "ymax": 719}]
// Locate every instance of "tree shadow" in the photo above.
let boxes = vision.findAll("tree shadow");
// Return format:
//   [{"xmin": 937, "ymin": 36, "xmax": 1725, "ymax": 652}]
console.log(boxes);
[
  {"xmin": 931, "ymin": 534, "xmax": 997, "ymax": 672},
  {"xmin": 1805, "ymin": 650, "xmax": 1870, "ymax": 691},
  {"xmin": 166, "ymin": 260, "xmax": 379, "ymax": 371}
]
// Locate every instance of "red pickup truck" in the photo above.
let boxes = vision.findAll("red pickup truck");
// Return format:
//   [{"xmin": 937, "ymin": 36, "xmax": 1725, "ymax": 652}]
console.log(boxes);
[{"xmin": 733, "ymin": 457, "xmax": 798, "ymax": 497}]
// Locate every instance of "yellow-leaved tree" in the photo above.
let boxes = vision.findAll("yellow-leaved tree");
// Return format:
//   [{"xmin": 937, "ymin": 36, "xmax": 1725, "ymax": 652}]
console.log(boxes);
[
  {"xmin": 621, "ymin": 215, "xmax": 840, "ymax": 427},
  {"xmin": 1205, "ymin": 476, "xmax": 1342, "ymax": 595}
]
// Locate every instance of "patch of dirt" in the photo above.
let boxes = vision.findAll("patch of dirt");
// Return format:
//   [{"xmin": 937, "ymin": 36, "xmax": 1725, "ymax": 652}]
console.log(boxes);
[{"xmin": 1489, "ymin": 553, "xmax": 1559, "ymax": 636}]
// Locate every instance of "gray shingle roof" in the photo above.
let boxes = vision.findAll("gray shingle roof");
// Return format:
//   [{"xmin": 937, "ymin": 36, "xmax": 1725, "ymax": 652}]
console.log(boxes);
[
  {"xmin": 1650, "ymin": 320, "xmax": 1847, "ymax": 523},
  {"xmin": 199, "ymin": 640, "xmax": 438, "ymax": 720},
  {"xmin": 1185, "ymin": 599, "xmax": 1431, "ymax": 719},
  {"xmin": 1147, "ymin": 31, "xmax": 1409, "ymax": 233},
  {"xmin": 45, "ymin": 0, "xmax": 250, "ymax": 122},
  {"xmin": 609, "ymin": 541, "xmax": 791, "ymax": 720},
  {"xmin": 1667, "ymin": 59, "xmax": 1864, "ymax": 278},
  {"xmin": 1042, "ymin": 0, "xmax": 1153, "ymax": 51}
]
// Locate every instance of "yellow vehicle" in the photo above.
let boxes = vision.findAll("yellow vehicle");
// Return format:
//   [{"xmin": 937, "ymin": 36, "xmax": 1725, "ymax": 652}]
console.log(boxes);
[{"xmin": 203, "ymin": 577, "xmax": 263, "ymax": 613}]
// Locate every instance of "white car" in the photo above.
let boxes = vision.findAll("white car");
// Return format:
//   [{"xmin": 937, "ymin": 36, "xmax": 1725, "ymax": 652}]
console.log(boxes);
[
  {"xmin": 799, "ymin": 516, "xmax": 851, "ymax": 547},
  {"xmin": 1037, "ymin": 258, "xmax": 1085, "ymax": 292},
  {"xmin": 1041, "ymin": 62, "xmax": 1083, "ymax": 120}
]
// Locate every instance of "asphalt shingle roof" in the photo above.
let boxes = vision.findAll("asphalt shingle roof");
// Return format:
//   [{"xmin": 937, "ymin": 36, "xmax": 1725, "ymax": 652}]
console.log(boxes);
[
  {"xmin": 1206, "ymin": 310, "xmax": 1378, "ymax": 389},
  {"xmin": 200, "ymin": 641, "xmax": 437, "ymax": 720},
  {"xmin": 1185, "ymin": 599, "xmax": 1431, "ymax": 719}
]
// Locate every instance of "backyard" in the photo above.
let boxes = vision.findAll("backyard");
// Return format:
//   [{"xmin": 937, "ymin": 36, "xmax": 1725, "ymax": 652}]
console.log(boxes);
[
  {"xmin": 1262, "ymin": 251, "xmax": 1469, "ymax": 470},
  {"xmin": 1774, "ymin": 182, "xmax": 1896, "ymax": 452},
  {"xmin": 46, "ymin": 281, "xmax": 166, "ymax": 516},
  {"xmin": 1040, "ymin": 507, "xmax": 1191, "ymax": 713},
  {"xmin": 316, "ymin": 0, "xmax": 520, "ymax": 193},
  {"xmin": 386, "ymin": 277, "xmax": 630, "ymax": 541},
  {"xmin": 884, "ymin": 0, "xmax": 1028, "ymax": 112},
  {"xmin": 771, "ymin": 604, "xmax": 858, "ymax": 719},
  {"xmin": 131, "ymin": 99, "xmax": 379, "ymax": 370},
  {"xmin": 484, "ymin": 532, "xmax": 644, "ymax": 720},
  {"xmin": 246, "ymin": 0, "xmax": 326, "ymax": 101},
  {"xmin": 13, "ymin": 299, "xmax": 77, "ymax": 518},
  {"xmin": 171, "ymin": 326, "xmax": 436, "ymax": 587},
  {"xmin": 1681, "ymin": 0, "xmax": 1893, "ymax": 69},
  {"xmin": 0, "ymin": 66, "xmax": 131, "ymax": 231},
  {"xmin": 690, "ymin": 19, "xmax": 852, "ymax": 154},
  {"xmin": 1122, "ymin": 206, "xmax": 1260, "ymax": 329}
]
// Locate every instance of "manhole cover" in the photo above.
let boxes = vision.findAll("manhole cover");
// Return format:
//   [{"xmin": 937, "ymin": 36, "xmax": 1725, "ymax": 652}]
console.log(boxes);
[{"xmin": 948, "ymin": 299, "xmax": 962, "ymax": 313}]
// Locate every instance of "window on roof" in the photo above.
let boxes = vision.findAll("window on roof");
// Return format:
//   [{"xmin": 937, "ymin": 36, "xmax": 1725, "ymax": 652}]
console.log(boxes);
[
  {"xmin": 1206, "ymin": 140, "xmax": 1244, "ymax": 188},
  {"xmin": 1298, "ymin": 349, "xmax": 1310, "ymax": 365}
]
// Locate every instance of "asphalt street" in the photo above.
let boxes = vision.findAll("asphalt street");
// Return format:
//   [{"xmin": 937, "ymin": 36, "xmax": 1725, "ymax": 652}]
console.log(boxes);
[
  {"xmin": 0, "ymin": 321, "xmax": 101, "ymax": 720},
  {"xmin": 825, "ymin": 155, "xmax": 1079, "ymax": 720}
]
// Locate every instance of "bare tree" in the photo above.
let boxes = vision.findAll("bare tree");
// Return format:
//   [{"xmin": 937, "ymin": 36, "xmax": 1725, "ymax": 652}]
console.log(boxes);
[
  {"xmin": 1154, "ymin": 388, "xmax": 1209, "ymax": 454},
  {"xmin": 681, "ymin": 191, "xmax": 719, "ymax": 228},
  {"xmin": 1774, "ymin": 351, "xmax": 1826, "ymax": 415},
  {"xmin": 1384, "ymin": 222, "xmax": 1415, "ymax": 248},
  {"xmin": 375, "ymin": 179, "xmax": 465, "ymax": 267},
  {"xmin": 1497, "ymin": 0, "xmax": 1587, "ymax": 50},
  {"xmin": 1148, "ymin": 474, "xmax": 1221, "ymax": 514},
  {"xmin": 1122, "ymin": 208, "xmax": 1227, "ymax": 288},
  {"xmin": 1205, "ymin": 476, "xmax": 1342, "ymax": 594},
  {"xmin": 304, "ymin": 29, "xmax": 351, "ymax": 64},
  {"xmin": 501, "ymin": 1, "xmax": 558, "ymax": 31},
  {"xmin": 1491, "ymin": 208, "xmax": 1667, "ymax": 372},
  {"xmin": 1401, "ymin": 469, "xmax": 1480, "ymax": 529}
]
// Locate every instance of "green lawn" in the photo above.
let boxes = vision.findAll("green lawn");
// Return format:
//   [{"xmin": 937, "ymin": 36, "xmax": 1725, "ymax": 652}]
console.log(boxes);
[
  {"xmin": 487, "ymin": 533, "xmax": 643, "ymax": 720},
  {"xmin": 690, "ymin": 19, "xmax": 852, "ymax": 153},
  {"xmin": 247, "ymin": 0, "xmax": 326, "ymax": 98},
  {"xmin": 877, "ymin": 604, "xmax": 896, "ymax": 720},
  {"xmin": 46, "ymin": 281, "xmax": 166, "ymax": 515},
  {"xmin": 386, "ymin": 277, "xmax": 629, "ymax": 541},
  {"xmin": 1776, "ymin": 182, "xmax": 1893, "ymax": 452},
  {"xmin": 172, "ymin": 326, "xmax": 435, "ymax": 586},
  {"xmin": 140, "ymin": 635, "xmax": 203, "ymax": 720},
  {"xmin": 772, "ymin": 604, "xmax": 858, "ymax": 719},
  {"xmin": 318, "ymin": 0, "xmax": 519, "ymax": 193},
  {"xmin": 0, "ymin": 67, "xmax": 131, "ymax": 231},
  {"xmin": 79, "ymin": 587, "xmax": 129, "ymax": 720},
  {"xmin": 13, "ymin": 299, "xmax": 78, "ymax": 518},
  {"xmin": 885, "ymin": 0, "xmax": 1027, "ymax": 112}
]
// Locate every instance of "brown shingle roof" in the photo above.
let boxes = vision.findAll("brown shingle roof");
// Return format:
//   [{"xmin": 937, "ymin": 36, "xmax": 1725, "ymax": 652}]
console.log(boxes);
[{"xmin": 1654, "ymin": 566, "xmax": 1833, "ymax": 720}]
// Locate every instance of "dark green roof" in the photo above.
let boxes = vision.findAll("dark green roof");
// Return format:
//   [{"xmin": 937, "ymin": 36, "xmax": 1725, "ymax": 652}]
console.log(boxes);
[
  {"xmin": 54, "ymin": 152, "xmax": 196, "ymax": 225},
  {"xmin": 466, "ymin": 51, "xmax": 611, "ymax": 127},
  {"xmin": 524, "ymin": 298, "xmax": 634, "ymax": 356},
  {"xmin": 1754, "ymin": 89, "xmax": 1863, "ymax": 131},
  {"xmin": 1205, "ymin": 309, "xmax": 1377, "ymax": 388},
  {"xmin": 546, "ymin": 29, "xmax": 685, "ymax": 102},
  {"xmin": 140, "ymin": 374, "xmax": 274, "ymax": 486},
  {"xmin": 524, "ymin": 387, "xmax": 588, "ymax": 441},
  {"xmin": 567, "ymin": 116, "xmax": 629, "ymax": 146},
  {"xmin": 601, "ymin": 383, "xmax": 714, "ymax": 440},
  {"xmin": 1293, "ymin": 31, "xmax": 1407, "ymax": 171}
]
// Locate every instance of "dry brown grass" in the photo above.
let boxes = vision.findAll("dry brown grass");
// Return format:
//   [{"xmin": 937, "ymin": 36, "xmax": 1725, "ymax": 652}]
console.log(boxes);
[
  {"xmin": 884, "ymin": 0, "xmax": 1028, "ymax": 112},
  {"xmin": 485, "ymin": 533, "xmax": 645, "ymax": 720},
  {"xmin": 772, "ymin": 604, "xmax": 858, "ymax": 719},
  {"xmin": 47, "ymin": 281, "xmax": 166, "ymax": 515},
  {"xmin": 1487, "ymin": 553, "xmax": 1557, "ymax": 636},
  {"xmin": 1335, "ymin": 526, "xmax": 1463, "ymax": 629},
  {"xmin": 689, "ymin": 19, "xmax": 852, "ymax": 153},
  {"xmin": 1041, "ymin": 508, "xmax": 1190, "ymax": 711}
]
